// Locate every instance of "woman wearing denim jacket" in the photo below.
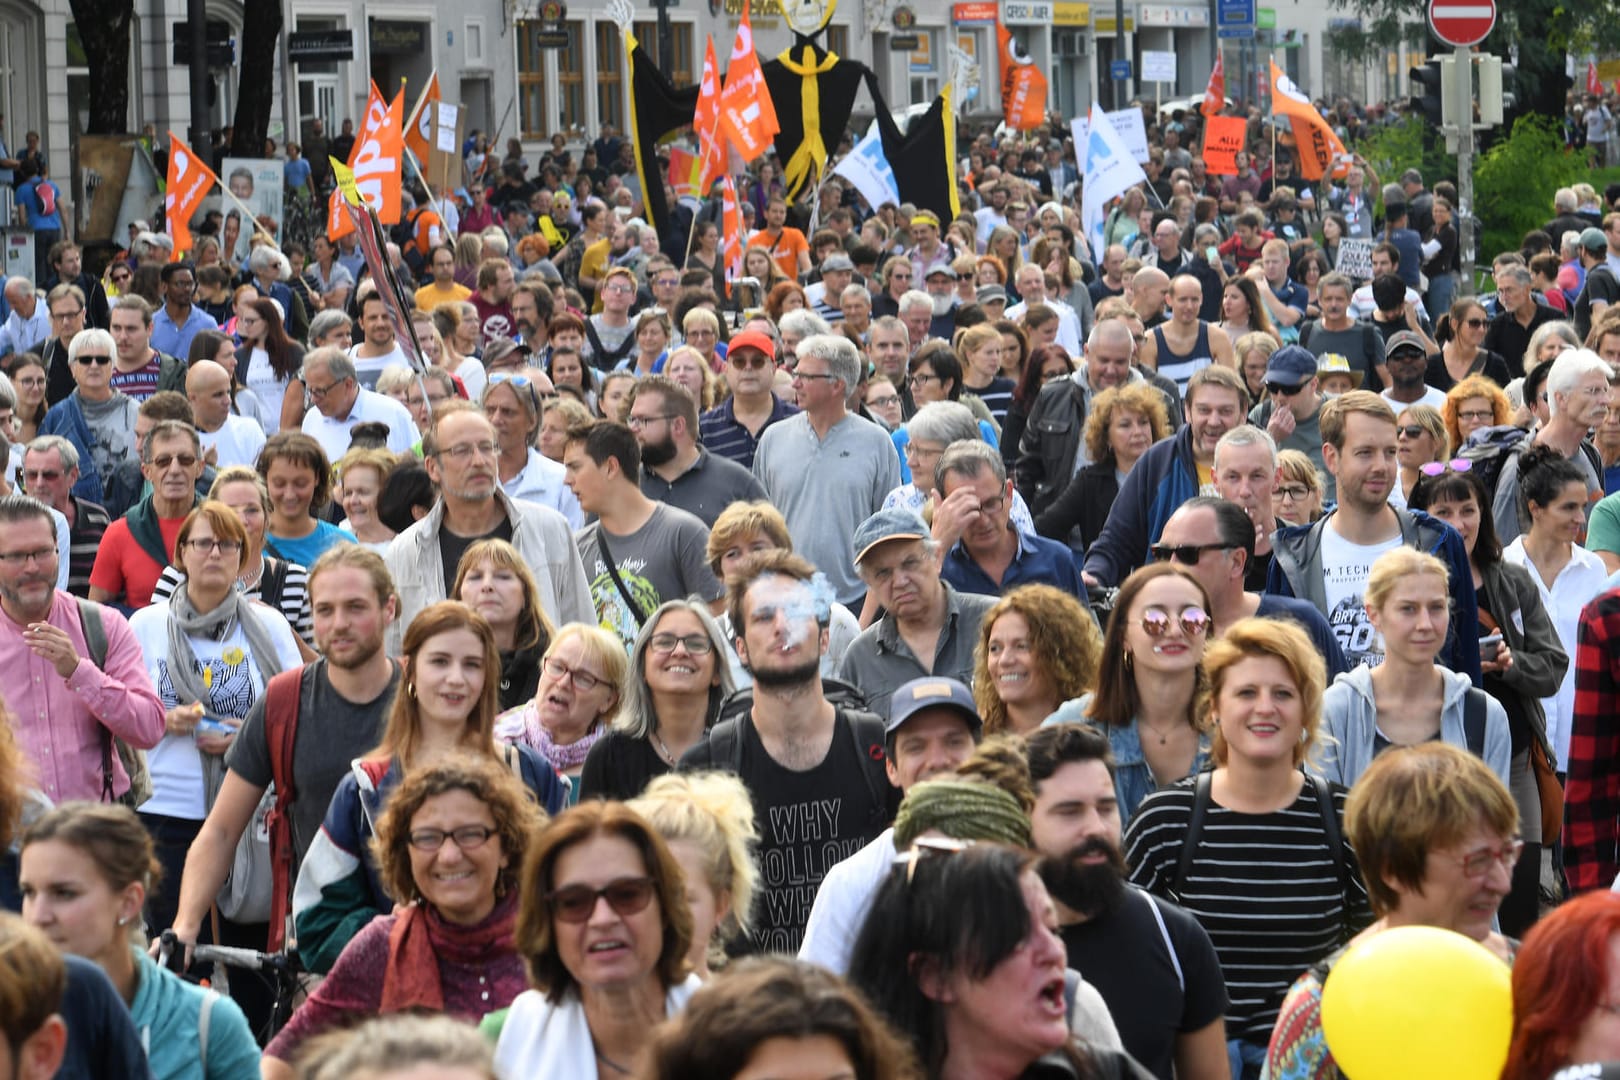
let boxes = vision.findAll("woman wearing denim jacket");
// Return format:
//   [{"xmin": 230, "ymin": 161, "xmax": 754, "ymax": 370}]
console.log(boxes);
[{"xmin": 1047, "ymin": 563, "xmax": 1214, "ymax": 827}]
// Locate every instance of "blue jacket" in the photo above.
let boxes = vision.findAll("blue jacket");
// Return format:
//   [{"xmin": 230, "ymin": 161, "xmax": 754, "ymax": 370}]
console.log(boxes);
[
  {"xmin": 1266, "ymin": 507, "xmax": 1482, "ymax": 685},
  {"xmin": 39, "ymin": 391, "xmax": 113, "ymax": 503},
  {"xmin": 1081, "ymin": 426, "xmax": 1199, "ymax": 586}
]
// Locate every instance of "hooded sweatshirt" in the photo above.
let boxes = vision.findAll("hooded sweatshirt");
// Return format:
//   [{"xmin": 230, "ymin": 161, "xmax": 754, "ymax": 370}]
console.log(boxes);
[
  {"xmin": 1317, "ymin": 665, "xmax": 1511, "ymax": 789},
  {"xmin": 129, "ymin": 947, "xmax": 260, "ymax": 1080}
]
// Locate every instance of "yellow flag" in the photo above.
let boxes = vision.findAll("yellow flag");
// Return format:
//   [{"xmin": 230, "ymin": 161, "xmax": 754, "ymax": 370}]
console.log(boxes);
[{"xmin": 330, "ymin": 158, "xmax": 363, "ymax": 207}]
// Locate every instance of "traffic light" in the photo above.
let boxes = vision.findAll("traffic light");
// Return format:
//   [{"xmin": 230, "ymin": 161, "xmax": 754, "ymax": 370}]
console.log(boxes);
[
  {"xmin": 1476, "ymin": 56, "xmax": 1517, "ymax": 128},
  {"xmin": 1410, "ymin": 58, "xmax": 1456, "ymax": 129}
]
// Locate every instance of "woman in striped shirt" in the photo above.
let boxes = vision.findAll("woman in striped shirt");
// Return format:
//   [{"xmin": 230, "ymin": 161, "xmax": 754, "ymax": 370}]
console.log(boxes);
[{"xmin": 1123, "ymin": 617, "xmax": 1370, "ymax": 1080}]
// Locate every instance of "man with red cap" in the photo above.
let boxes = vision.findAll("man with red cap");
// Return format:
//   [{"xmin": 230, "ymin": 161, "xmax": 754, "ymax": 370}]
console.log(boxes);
[{"xmin": 697, "ymin": 327, "xmax": 800, "ymax": 471}]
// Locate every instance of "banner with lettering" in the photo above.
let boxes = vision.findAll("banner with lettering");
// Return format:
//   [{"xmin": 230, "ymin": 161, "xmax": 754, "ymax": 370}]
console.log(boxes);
[
  {"xmin": 1201, "ymin": 115, "xmax": 1248, "ymax": 175},
  {"xmin": 1270, "ymin": 61, "xmax": 1348, "ymax": 181},
  {"xmin": 351, "ymin": 81, "xmax": 405, "ymax": 225},
  {"xmin": 163, "ymin": 133, "xmax": 219, "ymax": 258},
  {"xmin": 997, "ymin": 23, "xmax": 1048, "ymax": 131}
]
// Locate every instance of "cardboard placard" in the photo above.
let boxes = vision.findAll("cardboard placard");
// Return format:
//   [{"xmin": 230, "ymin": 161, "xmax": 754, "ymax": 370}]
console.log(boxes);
[
  {"xmin": 1201, "ymin": 114, "xmax": 1247, "ymax": 175},
  {"xmin": 1336, "ymin": 237, "xmax": 1374, "ymax": 281}
]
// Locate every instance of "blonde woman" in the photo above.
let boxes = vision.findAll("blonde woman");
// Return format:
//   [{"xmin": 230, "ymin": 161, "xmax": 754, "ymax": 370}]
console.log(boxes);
[
  {"xmin": 1273, "ymin": 449, "xmax": 1325, "ymax": 526},
  {"xmin": 335, "ymin": 447, "xmax": 398, "ymax": 551},
  {"xmin": 496, "ymin": 623, "xmax": 628, "ymax": 800}
]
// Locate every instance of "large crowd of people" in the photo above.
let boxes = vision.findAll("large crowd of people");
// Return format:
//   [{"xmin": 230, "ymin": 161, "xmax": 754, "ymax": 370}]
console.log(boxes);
[{"xmin": 5, "ymin": 83, "xmax": 1620, "ymax": 1080}]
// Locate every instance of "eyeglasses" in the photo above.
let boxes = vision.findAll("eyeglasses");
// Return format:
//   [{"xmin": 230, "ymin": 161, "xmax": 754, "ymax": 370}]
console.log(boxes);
[
  {"xmin": 729, "ymin": 352, "xmax": 772, "ymax": 370},
  {"xmin": 603, "ymin": 283, "xmax": 635, "ymax": 294},
  {"xmin": 408, "ymin": 825, "xmax": 496, "ymax": 853},
  {"xmin": 1276, "ymin": 484, "xmax": 1312, "ymax": 502},
  {"xmin": 1138, "ymin": 605, "xmax": 1212, "ymax": 638},
  {"xmin": 1456, "ymin": 409, "xmax": 1494, "ymax": 423},
  {"xmin": 1395, "ymin": 424, "xmax": 1430, "ymax": 439},
  {"xmin": 436, "ymin": 440, "xmax": 498, "ymax": 462},
  {"xmin": 13, "ymin": 375, "xmax": 45, "ymax": 388},
  {"xmin": 0, "ymin": 547, "xmax": 56, "ymax": 566},
  {"xmin": 183, "ymin": 537, "xmax": 242, "ymax": 555},
  {"xmin": 547, "ymin": 876, "xmax": 656, "ymax": 923},
  {"xmin": 794, "ymin": 370, "xmax": 841, "ymax": 384},
  {"xmin": 907, "ymin": 373, "xmax": 941, "ymax": 389},
  {"xmin": 903, "ymin": 442, "xmax": 946, "ymax": 460},
  {"xmin": 868, "ymin": 393, "xmax": 901, "ymax": 409},
  {"xmin": 1447, "ymin": 838, "xmax": 1524, "ymax": 878},
  {"xmin": 22, "ymin": 469, "xmax": 62, "ymax": 483},
  {"xmin": 542, "ymin": 656, "xmax": 608, "ymax": 692},
  {"xmin": 649, "ymin": 632, "xmax": 714, "ymax": 655},
  {"xmin": 50, "ymin": 308, "xmax": 84, "ymax": 321},
  {"xmin": 305, "ymin": 378, "xmax": 345, "ymax": 400},
  {"xmin": 1419, "ymin": 458, "xmax": 1473, "ymax": 477},
  {"xmin": 626, "ymin": 414, "xmax": 674, "ymax": 431},
  {"xmin": 74, "ymin": 354, "xmax": 112, "ymax": 366},
  {"xmin": 150, "ymin": 453, "xmax": 199, "ymax": 471},
  {"xmin": 1151, "ymin": 543, "xmax": 1232, "ymax": 565}
]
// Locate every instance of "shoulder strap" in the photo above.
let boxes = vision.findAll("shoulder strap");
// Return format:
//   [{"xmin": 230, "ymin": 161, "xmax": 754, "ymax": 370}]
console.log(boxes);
[
  {"xmin": 1298, "ymin": 320, "xmax": 1313, "ymax": 349},
  {"xmin": 843, "ymin": 710, "xmax": 893, "ymax": 828},
  {"xmin": 1309, "ymin": 774, "xmax": 1352, "ymax": 904},
  {"xmin": 262, "ymin": 666, "xmax": 304, "ymax": 953},
  {"xmin": 705, "ymin": 717, "xmax": 746, "ymax": 774},
  {"xmin": 1463, "ymin": 687, "xmax": 1487, "ymax": 759},
  {"xmin": 75, "ymin": 597, "xmax": 108, "ymax": 669},
  {"xmin": 1173, "ymin": 772, "xmax": 1214, "ymax": 897},
  {"xmin": 197, "ymin": 990, "xmax": 214, "ymax": 1075},
  {"xmin": 502, "ymin": 743, "xmax": 525, "ymax": 784},
  {"xmin": 258, "ymin": 556, "xmax": 289, "ymax": 608},
  {"xmin": 1139, "ymin": 891, "xmax": 1187, "ymax": 993},
  {"xmin": 596, "ymin": 529, "xmax": 651, "ymax": 627}
]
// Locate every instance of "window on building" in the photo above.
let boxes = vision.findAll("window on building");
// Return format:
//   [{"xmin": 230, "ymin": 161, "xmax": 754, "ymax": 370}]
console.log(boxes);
[
  {"xmin": 559, "ymin": 20, "xmax": 585, "ymax": 131},
  {"xmin": 595, "ymin": 22, "xmax": 623, "ymax": 133},
  {"xmin": 631, "ymin": 21, "xmax": 695, "ymax": 86},
  {"xmin": 516, "ymin": 22, "xmax": 551, "ymax": 139}
]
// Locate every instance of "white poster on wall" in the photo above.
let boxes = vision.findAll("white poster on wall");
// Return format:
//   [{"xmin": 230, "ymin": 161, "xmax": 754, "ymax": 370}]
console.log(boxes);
[{"xmin": 219, "ymin": 157, "xmax": 286, "ymax": 267}]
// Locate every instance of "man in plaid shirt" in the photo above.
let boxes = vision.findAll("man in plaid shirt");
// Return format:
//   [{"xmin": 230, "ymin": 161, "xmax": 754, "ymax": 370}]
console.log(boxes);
[{"xmin": 1564, "ymin": 585, "xmax": 1620, "ymax": 891}]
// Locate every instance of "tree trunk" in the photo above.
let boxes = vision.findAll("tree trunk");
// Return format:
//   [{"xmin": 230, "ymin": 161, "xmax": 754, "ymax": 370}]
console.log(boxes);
[
  {"xmin": 230, "ymin": 0, "xmax": 282, "ymax": 155},
  {"xmin": 69, "ymin": 0, "xmax": 131, "ymax": 135}
]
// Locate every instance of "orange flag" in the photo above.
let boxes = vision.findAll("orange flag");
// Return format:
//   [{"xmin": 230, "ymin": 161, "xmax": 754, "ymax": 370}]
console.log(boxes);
[
  {"xmin": 998, "ymin": 23, "xmax": 1048, "ymax": 131},
  {"xmin": 404, "ymin": 70, "xmax": 441, "ymax": 166},
  {"xmin": 1270, "ymin": 61, "xmax": 1348, "ymax": 181},
  {"xmin": 718, "ymin": 6, "xmax": 779, "ymax": 162},
  {"xmin": 721, "ymin": 174, "xmax": 745, "ymax": 297},
  {"xmin": 691, "ymin": 37, "xmax": 725, "ymax": 193},
  {"xmin": 1202, "ymin": 50, "xmax": 1226, "ymax": 118},
  {"xmin": 350, "ymin": 81, "xmax": 406, "ymax": 224},
  {"xmin": 164, "ymin": 133, "xmax": 219, "ymax": 258}
]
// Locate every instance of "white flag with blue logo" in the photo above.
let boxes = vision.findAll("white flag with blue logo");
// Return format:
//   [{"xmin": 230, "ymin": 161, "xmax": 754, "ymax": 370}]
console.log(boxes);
[
  {"xmin": 1079, "ymin": 103, "xmax": 1149, "ymax": 258},
  {"xmin": 832, "ymin": 123, "xmax": 902, "ymax": 213}
]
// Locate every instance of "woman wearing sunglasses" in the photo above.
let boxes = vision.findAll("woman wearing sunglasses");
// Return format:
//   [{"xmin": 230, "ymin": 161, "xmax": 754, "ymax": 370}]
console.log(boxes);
[
  {"xmin": 262, "ymin": 754, "xmax": 546, "ymax": 1079},
  {"xmin": 1125, "ymin": 617, "xmax": 1371, "ymax": 1079},
  {"xmin": 1391, "ymin": 404, "xmax": 1448, "ymax": 510},
  {"xmin": 493, "ymin": 800, "xmax": 700, "ymax": 1075},
  {"xmin": 1426, "ymin": 297, "xmax": 1511, "ymax": 392},
  {"xmin": 497, "ymin": 623, "xmax": 627, "ymax": 802},
  {"xmin": 579, "ymin": 600, "xmax": 735, "ymax": 802},
  {"xmin": 292, "ymin": 602, "xmax": 566, "ymax": 976},
  {"xmin": 1050, "ymin": 563, "xmax": 1213, "ymax": 827},
  {"xmin": 1320, "ymin": 546, "xmax": 1511, "ymax": 788}
]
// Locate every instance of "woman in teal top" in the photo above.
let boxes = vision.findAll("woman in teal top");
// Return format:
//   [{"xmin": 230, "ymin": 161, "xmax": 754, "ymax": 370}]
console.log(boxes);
[{"xmin": 18, "ymin": 803, "xmax": 260, "ymax": 1079}]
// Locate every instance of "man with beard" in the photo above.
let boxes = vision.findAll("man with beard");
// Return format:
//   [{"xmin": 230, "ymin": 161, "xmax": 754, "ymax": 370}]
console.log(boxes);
[
  {"xmin": 800, "ymin": 676, "xmax": 983, "ymax": 974},
  {"xmin": 629, "ymin": 376, "xmax": 765, "ymax": 527},
  {"xmin": 681, "ymin": 551, "xmax": 898, "ymax": 953},
  {"xmin": 1026, "ymin": 724, "xmax": 1229, "ymax": 1080},
  {"xmin": 167, "ymin": 545, "xmax": 403, "ymax": 955},
  {"xmin": 563, "ymin": 419, "xmax": 723, "ymax": 650}
]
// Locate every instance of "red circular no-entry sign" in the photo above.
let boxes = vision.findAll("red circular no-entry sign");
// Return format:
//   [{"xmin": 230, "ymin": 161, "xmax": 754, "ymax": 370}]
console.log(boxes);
[{"xmin": 1428, "ymin": 0, "xmax": 1495, "ymax": 48}]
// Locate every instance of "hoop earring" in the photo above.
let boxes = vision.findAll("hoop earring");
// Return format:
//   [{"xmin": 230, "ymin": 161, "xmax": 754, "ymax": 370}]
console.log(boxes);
[
  {"xmin": 1124, "ymin": 650, "xmax": 1134, "ymax": 672},
  {"xmin": 407, "ymin": 682, "xmax": 416, "ymax": 698}
]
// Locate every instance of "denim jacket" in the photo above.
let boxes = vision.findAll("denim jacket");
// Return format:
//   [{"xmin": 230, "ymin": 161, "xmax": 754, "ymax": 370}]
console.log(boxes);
[{"xmin": 1046, "ymin": 693, "xmax": 1212, "ymax": 828}]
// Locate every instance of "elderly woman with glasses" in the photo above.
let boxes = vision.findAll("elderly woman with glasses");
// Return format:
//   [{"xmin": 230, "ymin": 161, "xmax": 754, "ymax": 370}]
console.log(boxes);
[
  {"xmin": 497, "ymin": 624, "xmax": 628, "ymax": 801},
  {"xmin": 1272, "ymin": 449, "xmax": 1325, "ymax": 527},
  {"xmin": 579, "ymin": 600, "xmax": 735, "ymax": 802}
]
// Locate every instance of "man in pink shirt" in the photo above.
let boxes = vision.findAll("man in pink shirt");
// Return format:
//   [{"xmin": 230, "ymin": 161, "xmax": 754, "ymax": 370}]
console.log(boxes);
[{"xmin": 0, "ymin": 493, "xmax": 164, "ymax": 802}]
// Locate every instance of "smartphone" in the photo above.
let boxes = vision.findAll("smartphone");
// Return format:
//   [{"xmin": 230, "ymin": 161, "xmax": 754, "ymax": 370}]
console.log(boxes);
[
  {"xmin": 1478, "ymin": 634, "xmax": 1503, "ymax": 663},
  {"xmin": 194, "ymin": 715, "xmax": 236, "ymax": 736},
  {"xmin": 1205, "ymin": 246, "xmax": 1219, "ymax": 262}
]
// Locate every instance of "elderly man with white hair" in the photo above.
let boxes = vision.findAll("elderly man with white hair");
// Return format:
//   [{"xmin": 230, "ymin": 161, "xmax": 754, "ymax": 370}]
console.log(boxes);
[
  {"xmin": 1492, "ymin": 347, "xmax": 1613, "ymax": 544},
  {"xmin": 0, "ymin": 276, "xmax": 50, "ymax": 356},
  {"xmin": 753, "ymin": 333, "xmax": 901, "ymax": 607},
  {"xmin": 298, "ymin": 346, "xmax": 419, "ymax": 462}
]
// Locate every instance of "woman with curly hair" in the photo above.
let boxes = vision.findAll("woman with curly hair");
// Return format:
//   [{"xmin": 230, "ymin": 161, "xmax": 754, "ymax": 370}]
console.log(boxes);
[
  {"xmin": 1442, "ymin": 372, "xmax": 1512, "ymax": 452},
  {"xmin": 973, "ymin": 584, "xmax": 1104, "ymax": 735},
  {"xmin": 1034, "ymin": 382, "xmax": 1171, "ymax": 550},
  {"xmin": 975, "ymin": 254, "xmax": 1008, "ymax": 287},
  {"xmin": 763, "ymin": 280, "xmax": 808, "ymax": 325}
]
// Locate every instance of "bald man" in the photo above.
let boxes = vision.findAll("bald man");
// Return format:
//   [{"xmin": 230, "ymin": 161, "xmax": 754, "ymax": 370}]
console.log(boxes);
[
  {"xmin": 1137, "ymin": 275, "xmax": 1235, "ymax": 398},
  {"xmin": 0, "ymin": 276, "xmax": 50, "ymax": 355},
  {"xmin": 187, "ymin": 359, "xmax": 265, "ymax": 468},
  {"xmin": 1126, "ymin": 266, "xmax": 1172, "ymax": 329}
]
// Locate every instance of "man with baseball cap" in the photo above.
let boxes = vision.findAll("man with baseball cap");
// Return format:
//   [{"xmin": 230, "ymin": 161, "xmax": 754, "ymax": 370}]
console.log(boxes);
[
  {"xmin": 1380, "ymin": 329, "xmax": 1448, "ymax": 410},
  {"xmin": 799, "ymin": 675, "xmax": 983, "ymax": 974},
  {"xmin": 838, "ymin": 508, "xmax": 996, "ymax": 718},
  {"xmin": 1249, "ymin": 344, "xmax": 1332, "ymax": 499},
  {"xmin": 806, "ymin": 252, "xmax": 856, "ymax": 323},
  {"xmin": 697, "ymin": 328, "xmax": 799, "ymax": 470},
  {"xmin": 1576, "ymin": 226, "xmax": 1620, "ymax": 342}
]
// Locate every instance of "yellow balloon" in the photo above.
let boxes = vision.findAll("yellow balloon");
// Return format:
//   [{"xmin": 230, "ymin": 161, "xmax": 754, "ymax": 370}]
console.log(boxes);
[{"xmin": 1320, "ymin": 925, "xmax": 1512, "ymax": 1080}]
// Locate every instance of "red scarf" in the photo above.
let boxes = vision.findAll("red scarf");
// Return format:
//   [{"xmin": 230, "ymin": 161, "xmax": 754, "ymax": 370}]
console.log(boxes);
[{"xmin": 380, "ymin": 887, "xmax": 519, "ymax": 1014}]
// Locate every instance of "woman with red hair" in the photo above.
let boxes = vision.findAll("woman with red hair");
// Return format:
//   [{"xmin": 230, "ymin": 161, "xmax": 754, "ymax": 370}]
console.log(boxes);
[{"xmin": 1503, "ymin": 890, "xmax": 1620, "ymax": 1079}]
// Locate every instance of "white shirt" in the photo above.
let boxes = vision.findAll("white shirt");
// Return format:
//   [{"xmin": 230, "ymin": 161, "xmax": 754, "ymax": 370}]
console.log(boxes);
[
  {"xmin": 1382, "ymin": 386, "xmax": 1449, "ymax": 413},
  {"xmin": 1503, "ymin": 538, "xmax": 1609, "ymax": 769},
  {"xmin": 0, "ymin": 302, "xmax": 50, "ymax": 356},
  {"xmin": 301, "ymin": 386, "xmax": 420, "ymax": 463},
  {"xmin": 503, "ymin": 448, "xmax": 583, "ymax": 529},
  {"xmin": 1349, "ymin": 285, "xmax": 1430, "ymax": 323},
  {"xmin": 1005, "ymin": 296, "xmax": 1084, "ymax": 355},
  {"xmin": 799, "ymin": 828, "xmax": 897, "ymax": 975},
  {"xmin": 348, "ymin": 342, "xmax": 409, "ymax": 389},
  {"xmin": 1320, "ymin": 525, "xmax": 1404, "ymax": 669},
  {"xmin": 244, "ymin": 347, "xmax": 289, "ymax": 434},
  {"xmin": 199, "ymin": 412, "xmax": 268, "ymax": 470}
]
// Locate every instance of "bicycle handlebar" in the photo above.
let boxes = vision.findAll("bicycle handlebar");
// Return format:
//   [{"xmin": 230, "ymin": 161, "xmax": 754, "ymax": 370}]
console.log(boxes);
[{"xmin": 158, "ymin": 930, "xmax": 293, "ymax": 974}]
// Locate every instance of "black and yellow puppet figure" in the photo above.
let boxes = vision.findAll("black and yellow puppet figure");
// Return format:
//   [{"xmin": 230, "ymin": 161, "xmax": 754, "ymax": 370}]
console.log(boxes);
[{"xmin": 609, "ymin": 0, "xmax": 960, "ymax": 246}]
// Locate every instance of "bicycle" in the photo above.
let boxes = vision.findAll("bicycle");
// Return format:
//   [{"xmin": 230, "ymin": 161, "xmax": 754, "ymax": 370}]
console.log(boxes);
[{"xmin": 158, "ymin": 930, "xmax": 306, "ymax": 1045}]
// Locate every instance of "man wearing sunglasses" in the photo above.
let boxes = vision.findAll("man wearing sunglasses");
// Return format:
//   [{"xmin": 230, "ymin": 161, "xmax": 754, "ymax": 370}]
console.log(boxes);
[
  {"xmin": 698, "ymin": 328, "xmax": 797, "ymax": 471},
  {"xmin": 88, "ymin": 420, "xmax": 204, "ymax": 611},
  {"xmin": 1246, "ymin": 345, "xmax": 1332, "ymax": 502},
  {"xmin": 39, "ymin": 326, "xmax": 137, "ymax": 506}
]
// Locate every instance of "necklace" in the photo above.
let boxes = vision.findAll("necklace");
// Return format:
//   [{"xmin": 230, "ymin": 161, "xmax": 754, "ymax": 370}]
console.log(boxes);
[
  {"xmin": 652, "ymin": 729, "xmax": 677, "ymax": 766},
  {"xmin": 595, "ymin": 1046, "xmax": 632, "ymax": 1075},
  {"xmin": 1139, "ymin": 718, "xmax": 1183, "ymax": 745}
]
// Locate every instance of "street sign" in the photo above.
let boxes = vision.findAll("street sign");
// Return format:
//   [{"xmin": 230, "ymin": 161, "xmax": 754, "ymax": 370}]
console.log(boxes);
[
  {"xmin": 1428, "ymin": 0, "xmax": 1495, "ymax": 48},
  {"xmin": 1217, "ymin": 0, "xmax": 1255, "ymax": 39},
  {"xmin": 1110, "ymin": 59, "xmax": 1132, "ymax": 81}
]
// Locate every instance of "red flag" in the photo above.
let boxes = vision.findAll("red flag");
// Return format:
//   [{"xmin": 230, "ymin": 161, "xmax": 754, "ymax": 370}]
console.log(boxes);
[
  {"xmin": 1202, "ymin": 50, "xmax": 1226, "ymax": 118},
  {"xmin": 403, "ymin": 71, "xmax": 441, "ymax": 166},
  {"xmin": 721, "ymin": 174, "xmax": 745, "ymax": 297},
  {"xmin": 718, "ymin": 6, "xmax": 779, "ymax": 162},
  {"xmin": 997, "ymin": 23, "xmax": 1048, "ymax": 131},
  {"xmin": 164, "ymin": 133, "xmax": 219, "ymax": 258},
  {"xmin": 691, "ymin": 37, "xmax": 725, "ymax": 193},
  {"xmin": 1589, "ymin": 61, "xmax": 1602, "ymax": 95}
]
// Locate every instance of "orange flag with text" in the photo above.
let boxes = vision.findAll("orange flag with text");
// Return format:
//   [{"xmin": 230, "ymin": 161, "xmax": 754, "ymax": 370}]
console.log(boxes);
[
  {"xmin": 164, "ymin": 133, "xmax": 219, "ymax": 258},
  {"xmin": 1270, "ymin": 61, "xmax": 1348, "ymax": 181},
  {"xmin": 691, "ymin": 36, "xmax": 726, "ymax": 194},
  {"xmin": 718, "ymin": 7, "xmax": 779, "ymax": 162},
  {"xmin": 998, "ymin": 23, "xmax": 1048, "ymax": 131}
]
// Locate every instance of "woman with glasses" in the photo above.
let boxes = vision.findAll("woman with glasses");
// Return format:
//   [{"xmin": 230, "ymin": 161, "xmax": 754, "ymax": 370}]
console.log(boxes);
[
  {"xmin": 127, "ymin": 502, "xmax": 304, "ymax": 999},
  {"xmin": 863, "ymin": 375, "xmax": 903, "ymax": 431},
  {"xmin": 293, "ymin": 602, "xmax": 566, "ymax": 976},
  {"xmin": 1265, "ymin": 744, "xmax": 1518, "ymax": 1079},
  {"xmin": 1126, "ymin": 617, "xmax": 1371, "ymax": 1079},
  {"xmin": 1320, "ymin": 546, "xmax": 1511, "ymax": 787},
  {"xmin": 1035, "ymin": 383, "xmax": 1171, "ymax": 553},
  {"xmin": 1427, "ymin": 298, "xmax": 1510, "ymax": 392},
  {"xmin": 1391, "ymin": 404, "xmax": 1448, "ymax": 509},
  {"xmin": 1050, "ymin": 563, "xmax": 1213, "ymax": 826},
  {"xmin": 1501, "ymin": 444, "xmax": 1608, "ymax": 775},
  {"xmin": 263, "ymin": 755, "xmax": 545, "ymax": 1078},
  {"xmin": 497, "ymin": 623, "xmax": 627, "ymax": 801},
  {"xmin": 236, "ymin": 296, "xmax": 305, "ymax": 435},
  {"xmin": 452, "ymin": 539, "xmax": 556, "ymax": 712},
  {"xmin": 256, "ymin": 432, "xmax": 355, "ymax": 568},
  {"xmin": 1441, "ymin": 374, "xmax": 1512, "ymax": 452},
  {"xmin": 579, "ymin": 600, "xmax": 735, "ymax": 802},
  {"xmin": 905, "ymin": 340, "xmax": 999, "ymax": 447},
  {"xmin": 3, "ymin": 353, "xmax": 47, "ymax": 443},
  {"xmin": 1272, "ymin": 449, "xmax": 1326, "ymax": 526},
  {"xmin": 491, "ymin": 800, "xmax": 701, "ymax": 1074}
]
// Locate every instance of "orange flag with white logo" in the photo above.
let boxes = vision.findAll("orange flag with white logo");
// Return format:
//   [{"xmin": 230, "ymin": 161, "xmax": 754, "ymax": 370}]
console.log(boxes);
[
  {"xmin": 164, "ymin": 133, "xmax": 219, "ymax": 259},
  {"xmin": 721, "ymin": 174, "xmax": 744, "ymax": 297},
  {"xmin": 1270, "ymin": 61, "xmax": 1348, "ymax": 181},
  {"xmin": 404, "ymin": 70, "xmax": 441, "ymax": 166},
  {"xmin": 718, "ymin": 6, "xmax": 779, "ymax": 162},
  {"xmin": 350, "ymin": 81, "xmax": 405, "ymax": 224},
  {"xmin": 1202, "ymin": 50, "xmax": 1225, "ymax": 118},
  {"xmin": 692, "ymin": 37, "xmax": 726, "ymax": 194},
  {"xmin": 998, "ymin": 23, "xmax": 1048, "ymax": 131}
]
